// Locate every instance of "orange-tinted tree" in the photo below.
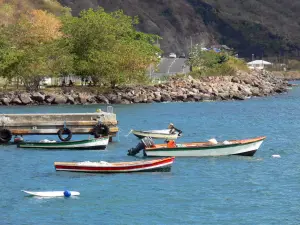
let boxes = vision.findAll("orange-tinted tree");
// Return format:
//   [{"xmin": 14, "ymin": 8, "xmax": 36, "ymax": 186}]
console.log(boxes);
[{"xmin": 0, "ymin": 8, "xmax": 73, "ymax": 90}]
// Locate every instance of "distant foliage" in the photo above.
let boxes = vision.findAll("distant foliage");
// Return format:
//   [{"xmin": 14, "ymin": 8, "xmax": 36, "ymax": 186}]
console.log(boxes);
[
  {"xmin": 188, "ymin": 48, "xmax": 248, "ymax": 77},
  {"xmin": 0, "ymin": 2, "xmax": 15, "ymax": 25}
]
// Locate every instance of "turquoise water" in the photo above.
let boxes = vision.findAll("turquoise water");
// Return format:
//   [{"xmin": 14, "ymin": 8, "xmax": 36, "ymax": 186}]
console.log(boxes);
[{"xmin": 1, "ymin": 86, "xmax": 300, "ymax": 225}]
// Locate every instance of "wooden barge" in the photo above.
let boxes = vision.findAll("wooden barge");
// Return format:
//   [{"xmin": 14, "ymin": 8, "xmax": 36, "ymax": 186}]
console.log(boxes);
[{"xmin": 0, "ymin": 107, "xmax": 118, "ymax": 143}]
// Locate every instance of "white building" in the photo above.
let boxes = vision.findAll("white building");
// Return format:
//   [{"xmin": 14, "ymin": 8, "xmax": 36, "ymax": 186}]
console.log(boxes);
[{"xmin": 247, "ymin": 60, "xmax": 272, "ymax": 70}]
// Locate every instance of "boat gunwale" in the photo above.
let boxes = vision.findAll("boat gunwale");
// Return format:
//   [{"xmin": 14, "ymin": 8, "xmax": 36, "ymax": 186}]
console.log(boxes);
[{"xmin": 54, "ymin": 157, "xmax": 175, "ymax": 167}]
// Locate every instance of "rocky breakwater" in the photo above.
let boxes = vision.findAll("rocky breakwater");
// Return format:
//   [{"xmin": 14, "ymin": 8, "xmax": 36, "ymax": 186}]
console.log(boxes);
[{"xmin": 0, "ymin": 70, "xmax": 289, "ymax": 106}]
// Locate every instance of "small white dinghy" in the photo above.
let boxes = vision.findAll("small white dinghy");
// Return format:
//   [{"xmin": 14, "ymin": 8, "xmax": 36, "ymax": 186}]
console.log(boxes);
[
  {"xmin": 131, "ymin": 129, "xmax": 180, "ymax": 140},
  {"xmin": 22, "ymin": 190, "xmax": 80, "ymax": 197}
]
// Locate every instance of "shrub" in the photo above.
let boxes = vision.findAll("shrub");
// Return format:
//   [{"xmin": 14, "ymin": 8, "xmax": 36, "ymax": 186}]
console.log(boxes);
[
  {"xmin": 287, "ymin": 59, "xmax": 300, "ymax": 70},
  {"xmin": 188, "ymin": 49, "xmax": 248, "ymax": 77}
]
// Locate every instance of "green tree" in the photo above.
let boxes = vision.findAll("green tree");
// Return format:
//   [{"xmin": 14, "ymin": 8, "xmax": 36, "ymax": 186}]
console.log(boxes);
[{"xmin": 62, "ymin": 8, "xmax": 161, "ymax": 88}]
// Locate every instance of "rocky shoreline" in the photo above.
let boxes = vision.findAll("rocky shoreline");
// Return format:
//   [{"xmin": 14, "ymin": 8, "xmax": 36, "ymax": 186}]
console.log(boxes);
[{"xmin": 0, "ymin": 70, "xmax": 290, "ymax": 106}]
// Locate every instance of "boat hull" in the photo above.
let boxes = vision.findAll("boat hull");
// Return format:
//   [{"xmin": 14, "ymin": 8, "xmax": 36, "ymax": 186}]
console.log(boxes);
[
  {"xmin": 145, "ymin": 137, "xmax": 265, "ymax": 157},
  {"xmin": 54, "ymin": 157, "xmax": 175, "ymax": 173},
  {"xmin": 17, "ymin": 138, "xmax": 109, "ymax": 150},
  {"xmin": 132, "ymin": 130, "xmax": 178, "ymax": 140},
  {"xmin": 22, "ymin": 190, "xmax": 80, "ymax": 197}
]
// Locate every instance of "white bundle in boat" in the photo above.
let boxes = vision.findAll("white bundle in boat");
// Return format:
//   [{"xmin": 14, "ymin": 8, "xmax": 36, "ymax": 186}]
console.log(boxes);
[
  {"xmin": 208, "ymin": 138, "xmax": 218, "ymax": 144},
  {"xmin": 0, "ymin": 116, "xmax": 10, "ymax": 125},
  {"xmin": 223, "ymin": 140, "xmax": 232, "ymax": 145},
  {"xmin": 39, "ymin": 139, "xmax": 57, "ymax": 143},
  {"xmin": 99, "ymin": 161, "xmax": 111, "ymax": 165},
  {"xmin": 78, "ymin": 161, "xmax": 111, "ymax": 166}
]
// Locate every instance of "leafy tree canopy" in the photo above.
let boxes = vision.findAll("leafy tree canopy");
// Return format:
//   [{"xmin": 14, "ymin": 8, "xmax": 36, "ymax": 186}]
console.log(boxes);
[{"xmin": 62, "ymin": 7, "xmax": 161, "ymax": 87}]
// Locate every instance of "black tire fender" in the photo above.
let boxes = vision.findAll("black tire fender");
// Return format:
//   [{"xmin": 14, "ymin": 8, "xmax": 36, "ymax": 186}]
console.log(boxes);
[
  {"xmin": 93, "ymin": 124, "xmax": 109, "ymax": 138},
  {"xmin": 0, "ymin": 128, "xmax": 12, "ymax": 143},
  {"xmin": 57, "ymin": 128, "xmax": 72, "ymax": 142}
]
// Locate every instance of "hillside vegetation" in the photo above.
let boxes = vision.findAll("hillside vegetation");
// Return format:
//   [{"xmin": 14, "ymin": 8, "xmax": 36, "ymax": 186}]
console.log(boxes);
[
  {"xmin": 57, "ymin": 0, "xmax": 300, "ymax": 58},
  {"xmin": 0, "ymin": 2, "xmax": 160, "ymax": 91},
  {"xmin": 0, "ymin": 0, "xmax": 69, "ymax": 24}
]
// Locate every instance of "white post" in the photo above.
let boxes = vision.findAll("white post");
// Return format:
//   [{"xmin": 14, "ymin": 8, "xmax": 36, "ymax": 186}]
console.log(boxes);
[{"xmin": 150, "ymin": 64, "xmax": 152, "ymax": 78}]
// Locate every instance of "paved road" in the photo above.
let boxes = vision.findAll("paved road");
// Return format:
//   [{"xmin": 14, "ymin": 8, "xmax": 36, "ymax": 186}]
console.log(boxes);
[{"xmin": 151, "ymin": 57, "xmax": 189, "ymax": 77}]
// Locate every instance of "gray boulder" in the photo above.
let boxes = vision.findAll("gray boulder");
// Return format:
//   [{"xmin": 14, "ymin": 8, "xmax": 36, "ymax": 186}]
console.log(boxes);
[
  {"xmin": 67, "ymin": 96, "xmax": 75, "ymax": 104},
  {"xmin": 45, "ymin": 94, "xmax": 55, "ymax": 103},
  {"xmin": 132, "ymin": 96, "xmax": 142, "ymax": 103},
  {"xmin": 238, "ymin": 85, "xmax": 252, "ymax": 96},
  {"xmin": 202, "ymin": 94, "xmax": 213, "ymax": 101},
  {"xmin": 53, "ymin": 95, "xmax": 67, "ymax": 104},
  {"xmin": 161, "ymin": 93, "xmax": 172, "ymax": 102},
  {"xmin": 176, "ymin": 94, "xmax": 187, "ymax": 101},
  {"xmin": 139, "ymin": 94, "xmax": 148, "ymax": 103},
  {"xmin": 96, "ymin": 95, "xmax": 109, "ymax": 104},
  {"xmin": 232, "ymin": 94, "xmax": 246, "ymax": 100},
  {"xmin": 31, "ymin": 92, "xmax": 45, "ymax": 103},
  {"xmin": 153, "ymin": 92, "xmax": 161, "ymax": 102},
  {"xmin": 217, "ymin": 93, "xmax": 229, "ymax": 100},
  {"xmin": 87, "ymin": 96, "xmax": 97, "ymax": 104},
  {"xmin": 120, "ymin": 99, "xmax": 131, "ymax": 104},
  {"xmin": 107, "ymin": 94, "xmax": 117, "ymax": 102},
  {"xmin": 193, "ymin": 94, "xmax": 203, "ymax": 101},
  {"xmin": 11, "ymin": 97, "xmax": 22, "ymax": 105},
  {"xmin": 77, "ymin": 93, "xmax": 89, "ymax": 104},
  {"xmin": 19, "ymin": 93, "xmax": 32, "ymax": 105},
  {"xmin": 111, "ymin": 96, "xmax": 123, "ymax": 104},
  {"xmin": 121, "ymin": 93, "xmax": 132, "ymax": 101},
  {"xmin": 231, "ymin": 77, "xmax": 240, "ymax": 83},
  {"xmin": 1, "ymin": 97, "xmax": 10, "ymax": 105}
]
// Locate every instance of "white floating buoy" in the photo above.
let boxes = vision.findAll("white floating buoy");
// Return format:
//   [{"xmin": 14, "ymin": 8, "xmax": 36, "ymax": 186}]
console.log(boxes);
[{"xmin": 272, "ymin": 154, "xmax": 281, "ymax": 158}]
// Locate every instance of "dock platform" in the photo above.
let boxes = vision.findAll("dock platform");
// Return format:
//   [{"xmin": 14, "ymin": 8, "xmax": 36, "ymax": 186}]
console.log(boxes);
[{"xmin": 0, "ymin": 107, "xmax": 118, "ymax": 143}]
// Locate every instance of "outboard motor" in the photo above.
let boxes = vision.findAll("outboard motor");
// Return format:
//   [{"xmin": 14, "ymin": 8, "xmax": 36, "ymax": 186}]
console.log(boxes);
[{"xmin": 127, "ymin": 137, "xmax": 155, "ymax": 156}]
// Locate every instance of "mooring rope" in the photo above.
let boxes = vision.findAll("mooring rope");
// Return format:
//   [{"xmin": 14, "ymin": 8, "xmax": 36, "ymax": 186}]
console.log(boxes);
[{"xmin": 124, "ymin": 129, "xmax": 133, "ymax": 137}]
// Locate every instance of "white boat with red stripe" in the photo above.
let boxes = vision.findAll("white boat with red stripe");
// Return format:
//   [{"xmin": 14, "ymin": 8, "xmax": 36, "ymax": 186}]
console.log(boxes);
[{"xmin": 54, "ymin": 157, "xmax": 175, "ymax": 173}]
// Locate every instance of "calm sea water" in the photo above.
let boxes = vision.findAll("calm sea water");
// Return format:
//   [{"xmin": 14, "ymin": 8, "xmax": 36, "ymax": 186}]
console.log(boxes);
[{"xmin": 1, "ymin": 85, "xmax": 300, "ymax": 225}]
